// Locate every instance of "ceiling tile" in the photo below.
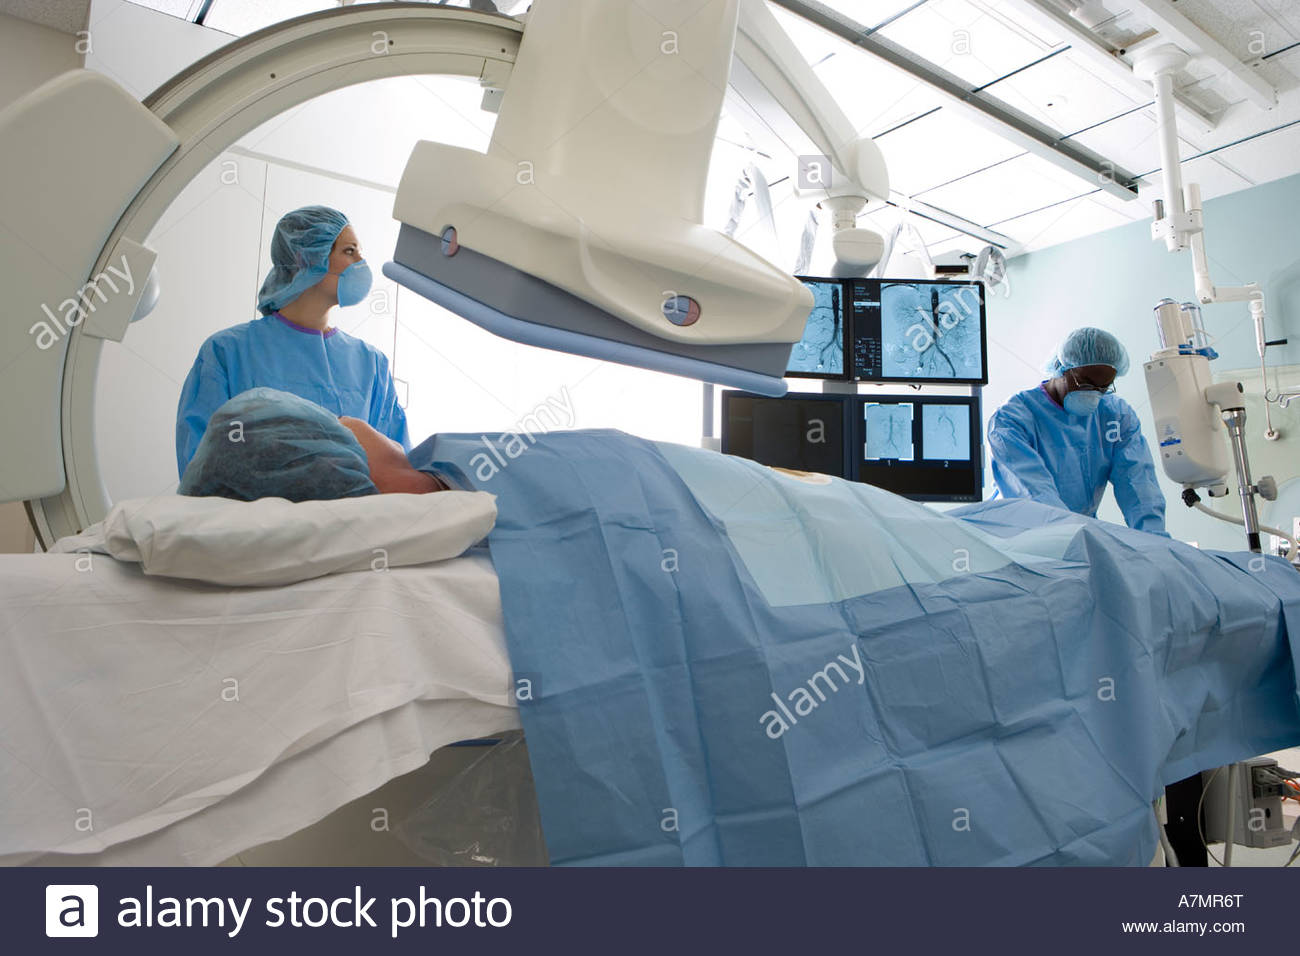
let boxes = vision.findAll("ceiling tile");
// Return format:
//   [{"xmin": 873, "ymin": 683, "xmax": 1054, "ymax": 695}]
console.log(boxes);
[
  {"xmin": 1258, "ymin": 46, "xmax": 1300, "ymax": 92},
  {"xmin": 770, "ymin": 4, "xmax": 850, "ymax": 66},
  {"xmin": 875, "ymin": 110, "xmax": 1024, "ymax": 196},
  {"xmin": 986, "ymin": 52, "xmax": 1148, "ymax": 137},
  {"xmin": 819, "ymin": 0, "xmax": 929, "ymax": 31},
  {"xmin": 975, "ymin": 0, "xmax": 1071, "ymax": 48},
  {"xmin": 995, "ymin": 195, "xmax": 1134, "ymax": 253},
  {"xmin": 876, "ymin": 0, "xmax": 1056, "ymax": 89},
  {"xmin": 810, "ymin": 47, "xmax": 948, "ymax": 138},
  {"xmin": 1136, "ymin": 153, "xmax": 1254, "ymax": 208},
  {"xmin": 1167, "ymin": 0, "xmax": 1300, "ymax": 59},
  {"xmin": 920, "ymin": 152, "xmax": 1092, "ymax": 227},
  {"xmin": 1068, "ymin": 109, "xmax": 1210, "ymax": 178},
  {"xmin": 1195, "ymin": 121, "xmax": 1300, "ymax": 184}
]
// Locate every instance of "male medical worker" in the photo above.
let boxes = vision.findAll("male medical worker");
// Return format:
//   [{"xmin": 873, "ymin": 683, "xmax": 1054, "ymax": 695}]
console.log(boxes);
[
  {"xmin": 988, "ymin": 327, "xmax": 1168, "ymax": 535},
  {"xmin": 174, "ymin": 205, "xmax": 409, "ymax": 476}
]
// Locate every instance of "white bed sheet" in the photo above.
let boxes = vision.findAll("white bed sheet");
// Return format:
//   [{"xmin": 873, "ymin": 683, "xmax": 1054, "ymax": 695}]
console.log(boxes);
[{"xmin": 0, "ymin": 547, "xmax": 519, "ymax": 866}]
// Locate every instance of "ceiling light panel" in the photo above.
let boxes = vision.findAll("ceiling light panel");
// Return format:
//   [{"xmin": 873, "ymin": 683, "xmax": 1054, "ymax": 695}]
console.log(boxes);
[
  {"xmin": 876, "ymin": 109, "xmax": 1024, "ymax": 196},
  {"xmin": 986, "ymin": 52, "xmax": 1149, "ymax": 137},
  {"xmin": 875, "ymin": 0, "xmax": 1058, "ymax": 88},
  {"xmin": 804, "ymin": 39, "xmax": 950, "ymax": 137},
  {"xmin": 920, "ymin": 151, "xmax": 1095, "ymax": 225},
  {"xmin": 992, "ymin": 195, "xmax": 1136, "ymax": 253}
]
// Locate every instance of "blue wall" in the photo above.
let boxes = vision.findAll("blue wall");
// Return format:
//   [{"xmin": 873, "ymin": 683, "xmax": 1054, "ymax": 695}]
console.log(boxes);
[{"xmin": 986, "ymin": 172, "xmax": 1300, "ymax": 550}]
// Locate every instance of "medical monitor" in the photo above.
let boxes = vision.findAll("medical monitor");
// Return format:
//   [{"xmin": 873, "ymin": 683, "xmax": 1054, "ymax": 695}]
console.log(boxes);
[
  {"xmin": 785, "ymin": 277, "xmax": 850, "ymax": 380},
  {"xmin": 721, "ymin": 391, "xmax": 984, "ymax": 503},
  {"xmin": 721, "ymin": 393, "xmax": 849, "ymax": 479},
  {"xmin": 856, "ymin": 394, "xmax": 983, "ymax": 502},
  {"xmin": 848, "ymin": 279, "xmax": 987, "ymax": 385}
]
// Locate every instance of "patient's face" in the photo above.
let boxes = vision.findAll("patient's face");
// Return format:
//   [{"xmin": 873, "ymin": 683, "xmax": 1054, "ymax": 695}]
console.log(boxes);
[{"xmin": 338, "ymin": 417, "xmax": 443, "ymax": 494}]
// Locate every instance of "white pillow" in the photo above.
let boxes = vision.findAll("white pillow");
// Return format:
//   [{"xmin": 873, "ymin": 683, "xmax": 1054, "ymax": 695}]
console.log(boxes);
[{"xmin": 52, "ymin": 492, "xmax": 496, "ymax": 586}]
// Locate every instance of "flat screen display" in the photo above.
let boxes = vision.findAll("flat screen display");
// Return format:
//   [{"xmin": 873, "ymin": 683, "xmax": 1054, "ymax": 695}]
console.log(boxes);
[
  {"xmin": 721, "ymin": 393, "xmax": 847, "ymax": 478},
  {"xmin": 857, "ymin": 395, "xmax": 983, "ymax": 502},
  {"xmin": 849, "ymin": 278, "xmax": 987, "ymax": 385},
  {"xmin": 721, "ymin": 391, "xmax": 983, "ymax": 503},
  {"xmin": 785, "ymin": 277, "xmax": 849, "ymax": 380}
]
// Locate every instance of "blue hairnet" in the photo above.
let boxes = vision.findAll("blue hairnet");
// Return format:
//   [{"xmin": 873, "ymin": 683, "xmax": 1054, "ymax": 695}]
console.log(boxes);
[
  {"xmin": 1045, "ymin": 327, "xmax": 1131, "ymax": 378},
  {"xmin": 256, "ymin": 205, "xmax": 349, "ymax": 315},
  {"xmin": 178, "ymin": 387, "xmax": 378, "ymax": 502}
]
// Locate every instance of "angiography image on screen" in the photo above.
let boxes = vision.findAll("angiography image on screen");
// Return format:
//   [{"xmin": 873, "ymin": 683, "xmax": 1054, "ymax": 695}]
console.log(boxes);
[
  {"xmin": 921, "ymin": 403, "xmax": 971, "ymax": 461},
  {"xmin": 787, "ymin": 279, "xmax": 844, "ymax": 376},
  {"xmin": 880, "ymin": 282, "xmax": 983, "ymax": 381},
  {"xmin": 863, "ymin": 402, "xmax": 914, "ymax": 461}
]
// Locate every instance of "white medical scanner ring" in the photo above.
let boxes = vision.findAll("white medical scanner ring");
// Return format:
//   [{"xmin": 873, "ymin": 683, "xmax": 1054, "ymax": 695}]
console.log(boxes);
[{"xmin": 1, "ymin": 5, "xmax": 524, "ymax": 546}]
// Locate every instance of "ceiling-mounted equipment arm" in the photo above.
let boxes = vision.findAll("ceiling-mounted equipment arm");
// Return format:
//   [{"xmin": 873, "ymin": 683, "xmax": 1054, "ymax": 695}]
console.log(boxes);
[
  {"xmin": 731, "ymin": 0, "xmax": 888, "ymax": 206},
  {"xmin": 1135, "ymin": 45, "xmax": 1268, "ymax": 346},
  {"xmin": 728, "ymin": 0, "xmax": 889, "ymax": 271}
]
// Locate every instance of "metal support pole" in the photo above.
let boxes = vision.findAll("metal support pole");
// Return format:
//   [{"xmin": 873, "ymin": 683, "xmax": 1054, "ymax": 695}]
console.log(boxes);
[
  {"xmin": 1222, "ymin": 410, "xmax": 1263, "ymax": 553},
  {"xmin": 702, "ymin": 383, "xmax": 715, "ymax": 442}
]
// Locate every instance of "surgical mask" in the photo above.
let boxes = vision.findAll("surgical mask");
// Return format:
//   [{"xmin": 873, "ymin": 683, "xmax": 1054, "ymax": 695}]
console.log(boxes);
[
  {"xmin": 1063, "ymin": 389, "xmax": 1103, "ymax": 417},
  {"xmin": 334, "ymin": 260, "xmax": 372, "ymax": 307}
]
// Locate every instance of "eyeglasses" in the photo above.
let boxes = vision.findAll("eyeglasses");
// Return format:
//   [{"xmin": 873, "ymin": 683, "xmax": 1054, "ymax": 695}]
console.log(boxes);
[{"xmin": 1067, "ymin": 370, "xmax": 1115, "ymax": 394}]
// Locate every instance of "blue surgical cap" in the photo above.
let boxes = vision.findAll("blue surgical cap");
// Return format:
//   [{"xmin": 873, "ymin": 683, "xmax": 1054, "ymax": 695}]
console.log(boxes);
[
  {"xmin": 1045, "ymin": 327, "xmax": 1131, "ymax": 378},
  {"xmin": 178, "ymin": 387, "xmax": 378, "ymax": 502},
  {"xmin": 256, "ymin": 205, "xmax": 350, "ymax": 315}
]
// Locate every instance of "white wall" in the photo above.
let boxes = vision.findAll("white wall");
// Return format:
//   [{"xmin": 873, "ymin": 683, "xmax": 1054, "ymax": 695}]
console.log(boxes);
[{"xmin": 84, "ymin": 0, "xmax": 231, "ymax": 100}]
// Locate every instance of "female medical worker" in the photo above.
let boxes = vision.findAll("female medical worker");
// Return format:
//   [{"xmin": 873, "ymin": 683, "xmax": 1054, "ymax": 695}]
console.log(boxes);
[
  {"xmin": 987, "ymin": 327, "xmax": 1169, "ymax": 535},
  {"xmin": 175, "ymin": 205, "xmax": 409, "ymax": 476}
]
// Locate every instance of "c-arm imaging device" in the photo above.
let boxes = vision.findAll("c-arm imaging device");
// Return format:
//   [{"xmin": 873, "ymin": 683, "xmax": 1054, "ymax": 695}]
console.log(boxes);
[
  {"xmin": 385, "ymin": 0, "xmax": 893, "ymax": 398},
  {"xmin": 0, "ymin": 0, "xmax": 890, "ymax": 545}
]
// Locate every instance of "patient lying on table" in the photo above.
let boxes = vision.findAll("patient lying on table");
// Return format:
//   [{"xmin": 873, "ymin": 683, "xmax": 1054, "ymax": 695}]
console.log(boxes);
[{"xmin": 178, "ymin": 387, "xmax": 454, "ymax": 501}]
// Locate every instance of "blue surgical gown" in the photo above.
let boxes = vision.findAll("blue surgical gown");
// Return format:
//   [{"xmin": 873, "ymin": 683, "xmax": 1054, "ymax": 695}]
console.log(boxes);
[
  {"xmin": 176, "ymin": 313, "xmax": 409, "ymax": 476},
  {"xmin": 988, "ymin": 385, "xmax": 1168, "ymax": 535}
]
